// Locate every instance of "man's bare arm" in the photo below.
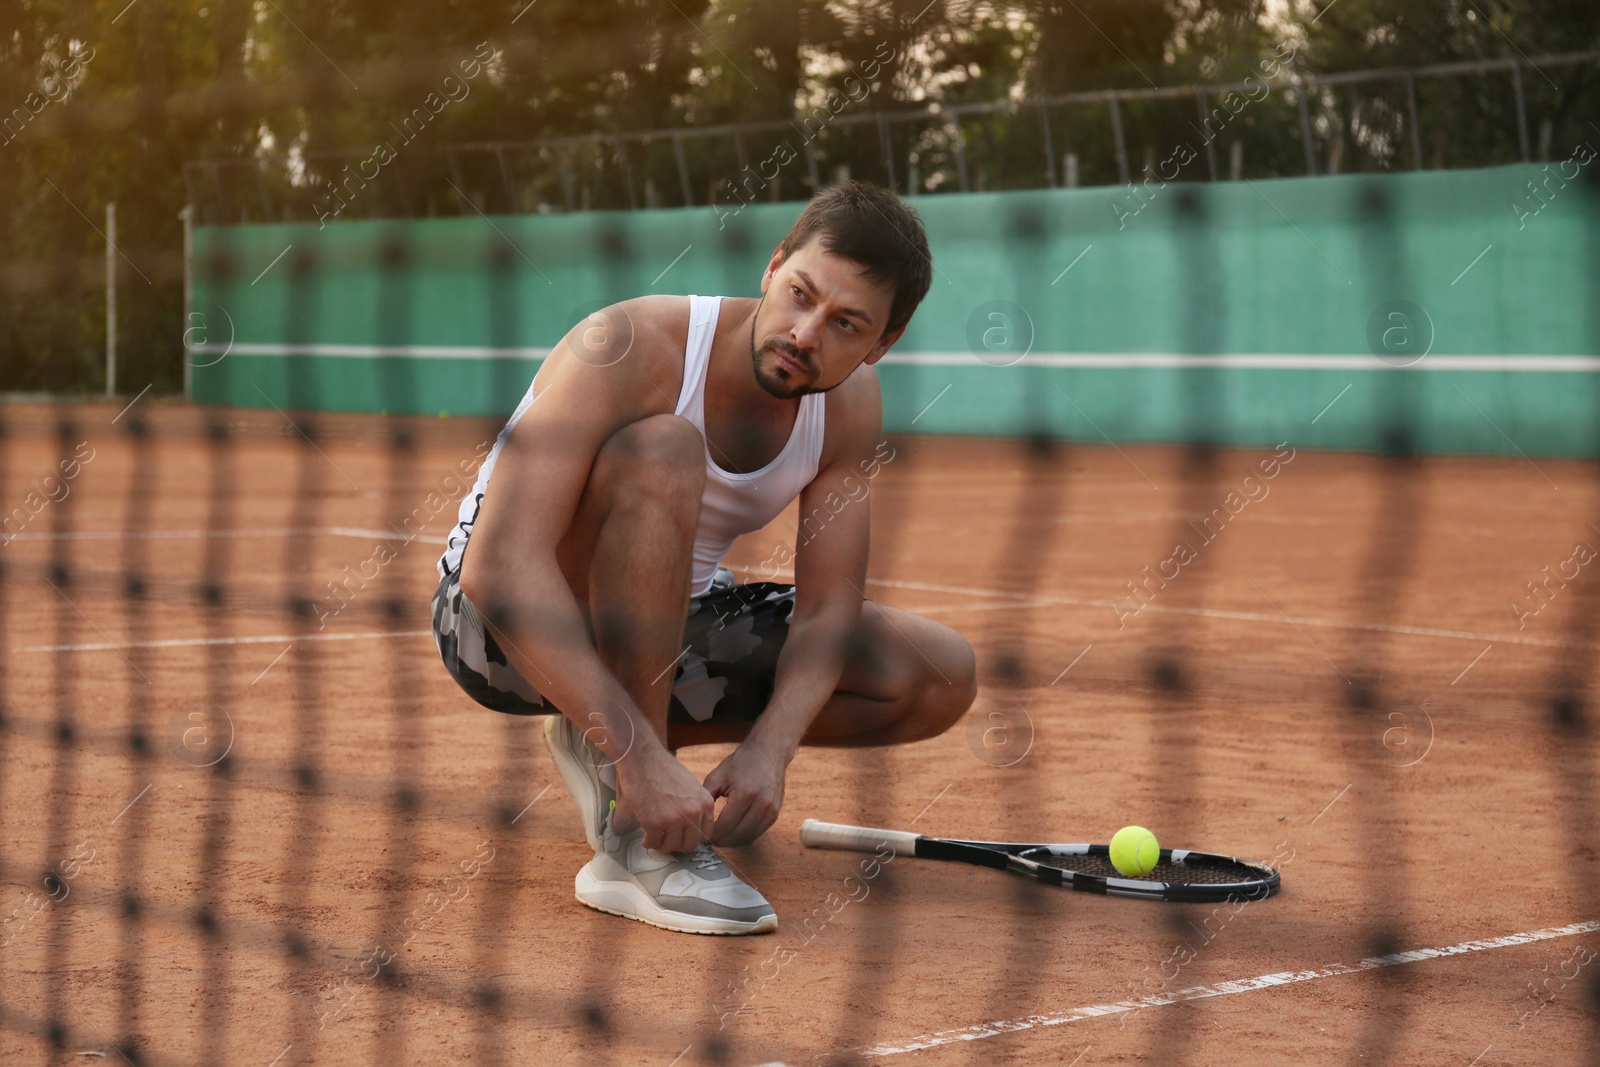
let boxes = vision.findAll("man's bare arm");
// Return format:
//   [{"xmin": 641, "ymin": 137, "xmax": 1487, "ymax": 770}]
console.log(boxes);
[
  {"xmin": 704, "ymin": 371, "xmax": 883, "ymax": 844},
  {"xmin": 457, "ymin": 300, "xmax": 715, "ymax": 849}
]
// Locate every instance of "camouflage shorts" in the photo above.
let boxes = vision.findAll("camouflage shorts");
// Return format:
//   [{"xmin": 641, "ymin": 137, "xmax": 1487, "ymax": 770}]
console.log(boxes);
[{"xmin": 431, "ymin": 565, "xmax": 796, "ymax": 725}]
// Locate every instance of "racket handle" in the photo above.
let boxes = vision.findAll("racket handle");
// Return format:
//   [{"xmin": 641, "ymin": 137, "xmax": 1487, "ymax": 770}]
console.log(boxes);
[{"xmin": 800, "ymin": 819, "xmax": 919, "ymax": 855}]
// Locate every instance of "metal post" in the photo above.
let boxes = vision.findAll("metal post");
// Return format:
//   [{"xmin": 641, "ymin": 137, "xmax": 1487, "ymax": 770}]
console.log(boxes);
[
  {"xmin": 803, "ymin": 140, "xmax": 820, "ymax": 191},
  {"xmin": 1404, "ymin": 72, "xmax": 1422, "ymax": 170},
  {"xmin": 1037, "ymin": 104, "xmax": 1057, "ymax": 187},
  {"xmin": 495, "ymin": 145, "xmax": 517, "ymax": 212},
  {"xmin": 105, "ymin": 201, "xmax": 117, "ymax": 398},
  {"xmin": 1511, "ymin": 62, "xmax": 1530, "ymax": 163},
  {"xmin": 1108, "ymin": 93, "xmax": 1130, "ymax": 185},
  {"xmin": 1296, "ymin": 80, "xmax": 1317, "ymax": 175},
  {"xmin": 181, "ymin": 204, "xmax": 194, "ymax": 399},
  {"xmin": 254, "ymin": 161, "xmax": 273, "ymax": 222},
  {"xmin": 1196, "ymin": 89, "xmax": 1217, "ymax": 181},
  {"xmin": 672, "ymin": 133, "xmax": 693, "ymax": 206},
  {"xmin": 946, "ymin": 116, "xmax": 970, "ymax": 192}
]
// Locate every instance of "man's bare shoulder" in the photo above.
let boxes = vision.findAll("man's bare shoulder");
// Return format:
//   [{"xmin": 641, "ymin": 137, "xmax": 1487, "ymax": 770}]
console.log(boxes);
[
  {"xmin": 832, "ymin": 361, "xmax": 882, "ymax": 409},
  {"xmin": 588, "ymin": 294, "xmax": 691, "ymax": 374},
  {"xmin": 540, "ymin": 295, "xmax": 691, "ymax": 408},
  {"xmin": 609, "ymin": 294, "xmax": 692, "ymax": 338}
]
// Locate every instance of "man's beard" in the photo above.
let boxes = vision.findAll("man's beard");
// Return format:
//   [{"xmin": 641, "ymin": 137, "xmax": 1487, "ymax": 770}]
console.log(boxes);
[
  {"xmin": 750, "ymin": 337, "xmax": 823, "ymax": 399},
  {"xmin": 748, "ymin": 299, "xmax": 826, "ymax": 399}
]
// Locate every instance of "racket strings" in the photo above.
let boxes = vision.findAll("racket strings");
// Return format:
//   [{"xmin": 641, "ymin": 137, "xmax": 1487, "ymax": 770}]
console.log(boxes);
[{"xmin": 1025, "ymin": 850, "xmax": 1271, "ymax": 887}]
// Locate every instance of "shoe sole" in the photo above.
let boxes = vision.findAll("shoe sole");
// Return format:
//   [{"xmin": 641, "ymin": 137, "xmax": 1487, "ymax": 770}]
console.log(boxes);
[
  {"xmin": 543, "ymin": 715, "xmax": 605, "ymax": 851},
  {"xmin": 575, "ymin": 865, "xmax": 778, "ymax": 936}
]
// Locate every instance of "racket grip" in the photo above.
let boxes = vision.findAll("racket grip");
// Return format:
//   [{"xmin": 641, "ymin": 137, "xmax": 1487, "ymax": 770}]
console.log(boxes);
[{"xmin": 800, "ymin": 819, "xmax": 919, "ymax": 855}]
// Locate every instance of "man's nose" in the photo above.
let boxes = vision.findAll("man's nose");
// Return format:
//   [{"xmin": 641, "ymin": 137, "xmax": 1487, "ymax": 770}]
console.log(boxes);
[{"xmin": 790, "ymin": 309, "xmax": 825, "ymax": 351}]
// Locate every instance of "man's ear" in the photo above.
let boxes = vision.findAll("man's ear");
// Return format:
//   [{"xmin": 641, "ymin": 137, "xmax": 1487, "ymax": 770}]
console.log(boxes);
[
  {"xmin": 863, "ymin": 326, "xmax": 905, "ymax": 366},
  {"xmin": 759, "ymin": 244, "xmax": 786, "ymax": 294}
]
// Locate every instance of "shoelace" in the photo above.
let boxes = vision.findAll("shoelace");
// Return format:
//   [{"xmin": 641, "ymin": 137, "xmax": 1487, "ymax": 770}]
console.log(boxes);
[{"xmin": 686, "ymin": 845, "xmax": 724, "ymax": 872}]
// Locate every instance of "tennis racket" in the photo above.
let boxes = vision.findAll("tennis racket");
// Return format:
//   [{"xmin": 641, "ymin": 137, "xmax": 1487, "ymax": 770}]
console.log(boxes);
[{"xmin": 800, "ymin": 819, "xmax": 1281, "ymax": 903}]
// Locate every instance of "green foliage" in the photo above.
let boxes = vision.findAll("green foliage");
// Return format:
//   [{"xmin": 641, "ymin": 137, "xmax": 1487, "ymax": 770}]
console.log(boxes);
[{"xmin": 0, "ymin": 0, "xmax": 1593, "ymax": 392}]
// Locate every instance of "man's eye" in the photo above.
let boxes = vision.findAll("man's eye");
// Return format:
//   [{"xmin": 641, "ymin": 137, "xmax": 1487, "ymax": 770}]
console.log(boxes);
[{"xmin": 836, "ymin": 318, "xmax": 854, "ymax": 332}]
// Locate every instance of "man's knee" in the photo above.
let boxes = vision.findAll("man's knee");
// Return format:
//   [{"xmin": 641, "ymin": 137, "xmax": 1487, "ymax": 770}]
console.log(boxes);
[
  {"xmin": 898, "ymin": 627, "xmax": 976, "ymax": 742},
  {"xmin": 925, "ymin": 632, "xmax": 978, "ymax": 732},
  {"xmin": 591, "ymin": 414, "xmax": 705, "ymax": 515}
]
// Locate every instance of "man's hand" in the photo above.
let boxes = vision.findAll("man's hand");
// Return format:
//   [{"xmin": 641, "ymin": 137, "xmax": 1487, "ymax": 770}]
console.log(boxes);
[
  {"xmin": 615, "ymin": 744, "xmax": 716, "ymax": 854},
  {"xmin": 703, "ymin": 742, "xmax": 789, "ymax": 846}
]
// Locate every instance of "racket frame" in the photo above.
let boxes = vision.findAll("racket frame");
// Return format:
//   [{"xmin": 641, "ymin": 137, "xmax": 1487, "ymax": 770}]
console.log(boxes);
[{"xmin": 801, "ymin": 819, "xmax": 1281, "ymax": 904}]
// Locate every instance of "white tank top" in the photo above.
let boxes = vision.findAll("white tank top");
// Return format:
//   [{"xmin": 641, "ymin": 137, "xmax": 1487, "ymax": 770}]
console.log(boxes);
[
  {"xmin": 678, "ymin": 295, "xmax": 827, "ymax": 595},
  {"xmin": 440, "ymin": 294, "xmax": 827, "ymax": 598}
]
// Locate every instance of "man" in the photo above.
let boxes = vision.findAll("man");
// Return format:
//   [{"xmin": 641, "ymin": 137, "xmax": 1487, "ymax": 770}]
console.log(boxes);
[{"xmin": 432, "ymin": 181, "xmax": 977, "ymax": 935}]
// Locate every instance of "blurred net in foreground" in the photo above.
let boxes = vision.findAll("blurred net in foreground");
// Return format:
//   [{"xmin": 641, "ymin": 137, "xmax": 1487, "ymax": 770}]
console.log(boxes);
[{"xmin": 1, "ymin": 171, "xmax": 1599, "ymax": 1067}]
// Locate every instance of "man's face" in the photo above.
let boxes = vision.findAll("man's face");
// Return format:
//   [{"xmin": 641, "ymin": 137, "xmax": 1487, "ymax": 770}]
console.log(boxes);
[{"xmin": 751, "ymin": 236, "xmax": 904, "ymax": 399}]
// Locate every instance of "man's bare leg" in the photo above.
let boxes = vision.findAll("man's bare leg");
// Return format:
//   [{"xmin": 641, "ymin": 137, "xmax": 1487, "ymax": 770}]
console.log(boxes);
[
  {"xmin": 544, "ymin": 414, "xmax": 778, "ymax": 933},
  {"xmin": 666, "ymin": 600, "xmax": 978, "ymax": 751},
  {"xmin": 554, "ymin": 413, "xmax": 706, "ymax": 837}
]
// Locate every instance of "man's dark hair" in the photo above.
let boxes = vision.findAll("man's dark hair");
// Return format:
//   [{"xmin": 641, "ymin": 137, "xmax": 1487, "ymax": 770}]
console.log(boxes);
[{"xmin": 778, "ymin": 180, "xmax": 932, "ymax": 336}]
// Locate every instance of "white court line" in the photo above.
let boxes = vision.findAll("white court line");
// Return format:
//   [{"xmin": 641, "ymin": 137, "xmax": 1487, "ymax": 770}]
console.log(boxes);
[
  {"xmin": 886, "ymin": 351, "xmax": 1600, "ymax": 372},
  {"xmin": 189, "ymin": 342, "xmax": 554, "ymax": 361},
  {"xmin": 909, "ymin": 598, "xmax": 1054, "ymax": 617},
  {"xmin": 23, "ymin": 563, "xmax": 1568, "ymax": 657},
  {"xmin": 2, "ymin": 528, "xmax": 307, "ymax": 543},
  {"xmin": 0, "ymin": 527, "xmax": 446, "ymax": 545},
  {"xmin": 865, "ymin": 576, "xmax": 1586, "ymax": 651},
  {"xmin": 196, "ymin": 344, "xmax": 1600, "ymax": 372},
  {"xmin": 843, "ymin": 920, "xmax": 1600, "ymax": 1060},
  {"xmin": 328, "ymin": 526, "xmax": 448, "ymax": 543},
  {"xmin": 1052, "ymin": 511, "xmax": 1556, "ymax": 535},
  {"xmin": 724, "ymin": 569, "xmax": 1582, "ymax": 651},
  {"xmin": 19, "ymin": 629, "xmax": 432, "ymax": 654}
]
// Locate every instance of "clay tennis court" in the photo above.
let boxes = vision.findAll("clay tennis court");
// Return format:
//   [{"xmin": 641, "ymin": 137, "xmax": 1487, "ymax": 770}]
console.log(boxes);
[{"xmin": 1, "ymin": 397, "xmax": 1595, "ymax": 1066}]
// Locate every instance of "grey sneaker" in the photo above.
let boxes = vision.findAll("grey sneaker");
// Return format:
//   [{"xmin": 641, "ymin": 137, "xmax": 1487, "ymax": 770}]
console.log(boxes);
[
  {"xmin": 575, "ymin": 827, "xmax": 778, "ymax": 936},
  {"xmin": 542, "ymin": 713, "xmax": 617, "ymax": 851}
]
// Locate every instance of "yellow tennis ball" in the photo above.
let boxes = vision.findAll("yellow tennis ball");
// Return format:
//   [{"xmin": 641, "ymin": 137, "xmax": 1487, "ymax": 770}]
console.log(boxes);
[{"xmin": 1109, "ymin": 825, "xmax": 1160, "ymax": 877}]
